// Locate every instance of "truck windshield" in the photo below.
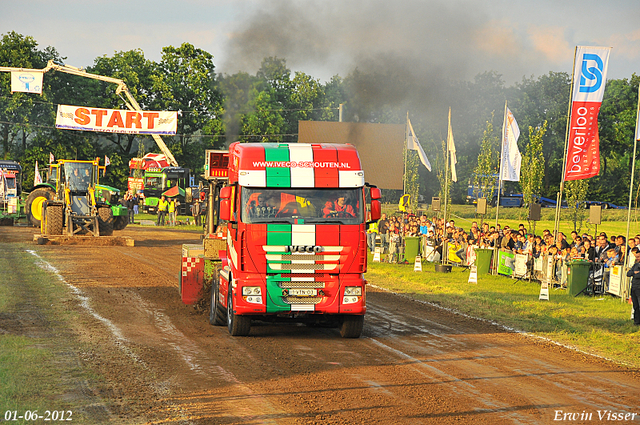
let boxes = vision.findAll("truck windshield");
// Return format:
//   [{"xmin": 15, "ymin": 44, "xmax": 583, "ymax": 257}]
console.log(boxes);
[
  {"xmin": 241, "ymin": 187, "xmax": 363, "ymax": 224},
  {"xmin": 145, "ymin": 176, "xmax": 164, "ymax": 190}
]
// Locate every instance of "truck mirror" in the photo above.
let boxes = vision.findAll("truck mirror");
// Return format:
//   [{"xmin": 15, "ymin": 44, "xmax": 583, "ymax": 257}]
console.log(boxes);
[
  {"xmin": 370, "ymin": 200, "xmax": 381, "ymax": 221},
  {"xmin": 220, "ymin": 186, "xmax": 232, "ymax": 200},
  {"xmin": 220, "ymin": 199, "xmax": 231, "ymax": 221},
  {"xmin": 370, "ymin": 187, "xmax": 381, "ymax": 200}
]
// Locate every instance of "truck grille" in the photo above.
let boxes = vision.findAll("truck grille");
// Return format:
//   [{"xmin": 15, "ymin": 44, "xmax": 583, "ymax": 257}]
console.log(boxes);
[
  {"xmin": 279, "ymin": 281, "xmax": 325, "ymax": 289},
  {"xmin": 283, "ymin": 296, "xmax": 322, "ymax": 305}
]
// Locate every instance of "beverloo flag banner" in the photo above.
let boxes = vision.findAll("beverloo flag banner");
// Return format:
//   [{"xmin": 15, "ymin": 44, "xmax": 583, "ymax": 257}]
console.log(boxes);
[
  {"xmin": 447, "ymin": 108, "xmax": 458, "ymax": 182},
  {"xmin": 500, "ymin": 107, "xmax": 521, "ymax": 182},
  {"xmin": 406, "ymin": 118, "xmax": 432, "ymax": 171},
  {"xmin": 564, "ymin": 46, "xmax": 612, "ymax": 181},
  {"xmin": 56, "ymin": 105, "xmax": 178, "ymax": 135},
  {"xmin": 11, "ymin": 70, "xmax": 44, "ymax": 94}
]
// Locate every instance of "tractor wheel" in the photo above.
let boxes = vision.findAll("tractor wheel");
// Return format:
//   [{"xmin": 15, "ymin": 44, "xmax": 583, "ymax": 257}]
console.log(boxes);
[
  {"xmin": 97, "ymin": 207, "xmax": 114, "ymax": 236},
  {"xmin": 42, "ymin": 204, "xmax": 63, "ymax": 236},
  {"xmin": 339, "ymin": 315, "xmax": 364, "ymax": 338},
  {"xmin": 26, "ymin": 187, "xmax": 55, "ymax": 228},
  {"xmin": 227, "ymin": 290, "xmax": 251, "ymax": 336},
  {"xmin": 209, "ymin": 275, "xmax": 226, "ymax": 326},
  {"xmin": 113, "ymin": 215, "xmax": 128, "ymax": 231}
]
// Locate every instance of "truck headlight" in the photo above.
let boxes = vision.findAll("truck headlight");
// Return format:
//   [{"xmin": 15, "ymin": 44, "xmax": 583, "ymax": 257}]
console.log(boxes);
[
  {"xmin": 343, "ymin": 286, "xmax": 363, "ymax": 304},
  {"xmin": 344, "ymin": 287, "xmax": 362, "ymax": 296},
  {"xmin": 242, "ymin": 286, "xmax": 262, "ymax": 295},
  {"xmin": 242, "ymin": 286, "xmax": 262, "ymax": 304}
]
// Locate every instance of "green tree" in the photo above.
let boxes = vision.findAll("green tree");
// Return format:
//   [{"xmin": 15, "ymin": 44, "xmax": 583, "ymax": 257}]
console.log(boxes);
[
  {"xmin": 589, "ymin": 75, "xmax": 640, "ymax": 204},
  {"xmin": 565, "ymin": 179, "xmax": 589, "ymax": 233},
  {"xmin": 520, "ymin": 121, "xmax": 547, "ymax": 206},
  {"xmin": 154, "ymin": 43, "xmax": 225, "ymax": 166},
  {"xmin": 404, "ymin": 150, "xmax": 420, "ymax": 211},
  {"xmin": 512, "ymin": 72, "xmax": 571, "ymax": 195},
  {"xmin": 87, "ymin": 49, "xmax": 160, "ymax": 157},
  {"xmin": 473, "ymin": 112, "xmax": 499, "ymax": 206},
  {"xmin": 0, "ymin": 31, "xmax": 63, "ymax": 159},
  {"xmin": 241, "ymin": 88, "xmax": 286, "ymax": 141}
]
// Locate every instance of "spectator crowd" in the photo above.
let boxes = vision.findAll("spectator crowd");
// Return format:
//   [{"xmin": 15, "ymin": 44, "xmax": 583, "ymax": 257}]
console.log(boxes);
[{"xmin": 367, "ymin": 212, "xmax": 637, "ymax": 283}]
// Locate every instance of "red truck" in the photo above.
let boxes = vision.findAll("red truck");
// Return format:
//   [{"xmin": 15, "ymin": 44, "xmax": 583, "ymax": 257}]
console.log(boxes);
[{"xmin": 185, "ymin": 142, "xmax": 381, "ymax": 338}]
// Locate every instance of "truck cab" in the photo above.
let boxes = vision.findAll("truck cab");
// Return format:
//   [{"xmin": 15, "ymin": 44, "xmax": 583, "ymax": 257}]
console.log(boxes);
[{"xmin": 211, "ymin": 142, "xmax": 381, "ymax": 338}]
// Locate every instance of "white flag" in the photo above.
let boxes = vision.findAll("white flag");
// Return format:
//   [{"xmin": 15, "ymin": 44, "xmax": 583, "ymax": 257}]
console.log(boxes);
[
  {"xmin": 500, "ymin": 107, "xmax": 521, "ymax": 182},
  {"xmin": 105, "ymin": 156, "xmax": 111, "ymax": 166},
  {"xmin": 34, "ymin": 161, "xmax": 43, "ymax": 185},
  {"xmin": 11, "ymin": 70, "xmax": 44, "ymax": 94},
  {"xmin": 447, "ymin": 108, "xmax": 458, "ymax": 182},
  {"xmin": 49, "ymin": 152, "xmax": 54, "ymax": 164},
  {"xmin": 406, "ymin": 118, "xmax": 431, "ymax": 171}
]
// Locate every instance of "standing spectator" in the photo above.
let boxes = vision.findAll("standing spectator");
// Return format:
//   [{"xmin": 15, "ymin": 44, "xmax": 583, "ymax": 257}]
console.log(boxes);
[
  {"xmin": 157, "ymin": 195, "xmax": 168, "ymax": 226},
  {"xmin": 168, "ymin": 198, "xmax": 177, "ymax": 226},
  {"xmin": 192, "ymin": 200, "xmax": 202, "ymax": 227},
  {"xmin": 595, "ymin": 235, "xmax": 610, "ymax": 262},
  {"xmin": 387, "ymin": 222, "xmax": 401, "ymax": 263},
  {"xmin": 583, "ymin": 239, "xmax": 596, "ymax": 262},
  {"xmin": 132, "ymin": 192, "xmax": 139, "ymax": 216},
  {"xmin": 378, "ymin": 213, "xmax": 390, "ymax": 254},
  {"xmin": 126, "ymin": 192, "xmax": 135, "ymax": 224},
  {"xmin": 627, "ymin": 247, "xmax": 640, "ymax": 326},
  {"xmin": 367, "ymin": 220, "xmax": 378, "ymax": 254}
]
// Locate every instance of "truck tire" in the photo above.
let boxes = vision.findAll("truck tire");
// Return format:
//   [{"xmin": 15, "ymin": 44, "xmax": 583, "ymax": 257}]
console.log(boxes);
[
  {"xmin": 26, "ymin": 187, "xmax": 56, "ymax": 228},
  {"xmin": 209, "ymin": 276, "xmax": 226, "ymax": 326},
  {"xmin": 227, "ymin": 290, "xmax": 251, "ymax": 336},
  {"xmin": 97, "ymin": 207, "xmax": 114, "ymax": 236},
  {"xmin": 113, "ymin": 215, "xmax": 128, "ymax": 231},
  {"xmin": 42, "ymin": 204, "xmax": 63, "ymax": 236},
  {"xmin": 339, "ymin": 315, "xmax": 364, "ymax": 338}
]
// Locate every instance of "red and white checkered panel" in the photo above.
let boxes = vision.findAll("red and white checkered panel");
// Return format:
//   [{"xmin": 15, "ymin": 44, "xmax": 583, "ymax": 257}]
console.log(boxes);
[{"xmin": 182, "ymin": 257, "xmax": 201, "ymax": 277}]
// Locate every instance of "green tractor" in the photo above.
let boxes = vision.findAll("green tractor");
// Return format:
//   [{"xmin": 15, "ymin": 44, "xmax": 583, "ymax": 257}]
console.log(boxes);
[
  {"xmin": 95, "ymin": 183, "xmax": 129, "ymax": 231},
  {"xmin": 25, "ymin": 158, "xmax": 119, "ymax": 236}
]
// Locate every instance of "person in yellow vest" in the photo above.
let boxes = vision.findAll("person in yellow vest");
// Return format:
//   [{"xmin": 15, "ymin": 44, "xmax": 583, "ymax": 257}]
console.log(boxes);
[
  {"xmin": 367, "ymin": 220, "xmax": 378, "ymax": 254},
  {"xmin": 168, "ymin": 198, "xmax": 176, "ymax": 226},
  {"xmin": 157, "ymin": 195, "xmax": 168, "ymax": 226}
]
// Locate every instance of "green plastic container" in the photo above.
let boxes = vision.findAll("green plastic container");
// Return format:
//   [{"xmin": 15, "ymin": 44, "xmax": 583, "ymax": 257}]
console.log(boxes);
[
  {"xmin": 567, "ymin": 260, "xmax": 591, "ymax": 296},
  {"xmin": 403, "ymin": 237, "xmax": 420, "ymax": 263},
  {"xmin": 475, "ymin": 248, "xmax": 494, "ymax": 274}
]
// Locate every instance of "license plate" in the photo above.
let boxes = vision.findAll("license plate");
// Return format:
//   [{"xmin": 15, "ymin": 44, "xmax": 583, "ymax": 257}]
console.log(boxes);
[{"xmin": 288, "ymin": 288, "xmax": 317, "ymax": 296}]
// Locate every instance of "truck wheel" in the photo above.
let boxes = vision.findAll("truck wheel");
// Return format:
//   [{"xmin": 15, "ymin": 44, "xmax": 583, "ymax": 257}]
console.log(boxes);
[
  {"xmin": 97, "ymin": 207, "xmax": 114, "ymax": 236},
  {"xmin": 43, "ymin": 204, "xmax": 63, "ymax": 235},
  {"xmin": 209, "ymin": 276, "xmax": 226, "ymax": 326},
  {"xmin": 227, "ymin": 290, "xmax": 251, "ymax": 336},
  {"xmin": 339, "ymin": 315, "xmax": 364, "ymax": 338},
  {"xmin": 26, "ymin": 187, "xmax": 55, "ymax": 228},
  {"xmin": 113, "ymin": 215, "xmax": 128, "ymax": 231}
]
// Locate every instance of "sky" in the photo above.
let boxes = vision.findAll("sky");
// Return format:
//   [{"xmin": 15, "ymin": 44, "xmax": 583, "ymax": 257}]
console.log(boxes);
[{"xmin": 2, "ymin": 0, "xmax": 640, "ymax": 85}]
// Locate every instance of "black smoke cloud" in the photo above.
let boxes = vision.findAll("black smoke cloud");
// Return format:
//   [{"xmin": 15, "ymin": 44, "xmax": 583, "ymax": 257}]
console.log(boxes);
[{"xmin": 220, "ymin": 0, "xmax": 549, "ymax": 85}]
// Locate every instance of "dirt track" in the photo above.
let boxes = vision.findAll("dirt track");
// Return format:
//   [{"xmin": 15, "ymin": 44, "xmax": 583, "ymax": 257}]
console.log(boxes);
[{"xmin": 3, "ymin": 225, "xmax": 640, "ymax": 424}]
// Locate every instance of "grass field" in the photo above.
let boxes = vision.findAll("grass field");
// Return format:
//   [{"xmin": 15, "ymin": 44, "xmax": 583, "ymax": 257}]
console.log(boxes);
[
  {"xmin": 366, "ymin": 256, "xmax": 640, "ymax": 368},
  {"xmin": 0, "ymin": 247, "xmax": 101, "ymax": 423}
]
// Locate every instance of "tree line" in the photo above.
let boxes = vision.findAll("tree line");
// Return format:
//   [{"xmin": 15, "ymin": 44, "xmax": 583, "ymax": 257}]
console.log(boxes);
[{"xmin": 1, "ymin": 31, "xmax": 638, "ymax": 205}]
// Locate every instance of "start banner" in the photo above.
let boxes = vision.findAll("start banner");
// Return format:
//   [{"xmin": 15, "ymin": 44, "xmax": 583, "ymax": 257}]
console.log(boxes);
[
  {"xmin": 55, "ymin": 105, "xmax": 177, "ymax": 135},
  {"xmin": 563, "ymin": 46, "xmax": 612, "ymax": 181}
]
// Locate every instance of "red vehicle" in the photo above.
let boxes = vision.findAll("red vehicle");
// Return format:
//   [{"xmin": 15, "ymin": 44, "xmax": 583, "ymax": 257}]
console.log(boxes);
[
  {"xmin": 203, "ymin": 142, "xmax": 381, "ymax": 338},
  {"xmin": 127, "ymin": 153, "xmax": 170, "ymax": 191}
]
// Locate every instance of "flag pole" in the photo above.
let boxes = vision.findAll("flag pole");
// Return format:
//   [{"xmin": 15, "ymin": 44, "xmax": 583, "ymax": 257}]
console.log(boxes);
[
  {"xmin": 554, "ymin": 47, "xmax": 578, "ymax": 240},
  {"xmin": 443, "ymin": 108, "xmax": 451, "ymax": 265},
  {"xmin": 623, "ymin": 85, "xmax": 640, "ymax": 302},
  {"xmin": 404, "ymin": 111, "xmax": 409, "ymax": 196},
  {"xmin": 495, "ymin": 100, "xmax": 507, "ymax": 229}
]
